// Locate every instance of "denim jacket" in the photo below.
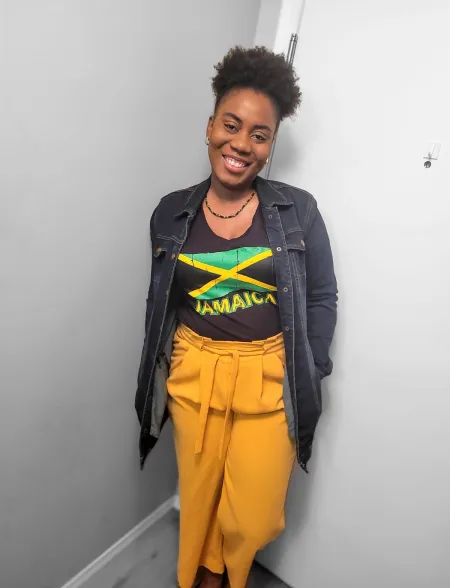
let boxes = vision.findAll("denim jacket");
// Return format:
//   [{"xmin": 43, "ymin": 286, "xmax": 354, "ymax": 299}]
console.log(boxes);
[{"xmin": 135, "ymin": 176, "xmax": 337, "ymax": 472}]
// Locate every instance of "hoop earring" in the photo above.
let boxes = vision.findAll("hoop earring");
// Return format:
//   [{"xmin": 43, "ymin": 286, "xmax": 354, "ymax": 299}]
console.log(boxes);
[{"xmin": 205, "ymin": 137, "xmax": 210, "ymax": 146}]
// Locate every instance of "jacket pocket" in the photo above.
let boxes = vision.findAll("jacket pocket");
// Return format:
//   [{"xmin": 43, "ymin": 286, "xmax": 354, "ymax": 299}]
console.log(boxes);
[
  {"xmin": 151, "ymin": 238, "xmax": 170, "ymax": 298},
  {"xmin": 285, "ymin": 229, "xmax": 305, "ymax": 251},
  {"xmin": 153, "ymin": 242, "xmax": 168, "ymax": 258},
  {"xmin": 152, "ymin": 239, "xmax": 169, "ymax": 275},
  {"xmin": 286, "ymin": 230, "xmax": 306, "ymax": 277}
]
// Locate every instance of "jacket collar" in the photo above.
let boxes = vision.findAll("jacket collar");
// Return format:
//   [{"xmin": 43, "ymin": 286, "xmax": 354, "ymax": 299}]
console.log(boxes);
[
  {"xmin": 173, "ymin": 174, "xmax": 291, "ymax": 219},
  {"xmin": 173, "ymin": 177, "xmax": 210, "ymax": 219},
  {"xmin": 255, "ymin": 175, "xmax": 293, "ymax": 208}
]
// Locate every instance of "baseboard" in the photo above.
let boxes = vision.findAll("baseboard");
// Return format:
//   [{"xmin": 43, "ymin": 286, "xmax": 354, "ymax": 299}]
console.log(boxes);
[
  {"xmin": 173, "ymin": 483, "xmax": 180, "ymax": 511},
  {"xmin": 60, "ymin": 495, "xmax": 176, "ymax": 588}
]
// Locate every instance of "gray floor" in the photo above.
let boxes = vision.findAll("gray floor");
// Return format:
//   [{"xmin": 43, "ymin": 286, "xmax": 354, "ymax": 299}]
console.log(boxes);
[{"xmin": 82, "ymin": 509, "xmax": 289, "ymax": 588}]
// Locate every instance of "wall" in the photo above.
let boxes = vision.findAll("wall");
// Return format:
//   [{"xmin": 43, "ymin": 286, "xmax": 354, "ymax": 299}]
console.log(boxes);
[
  {"xmin": 0, "ymin": 1, "xmax": 260, "ymax": 587},
  {"xmin": 254, "ymin": 0, "xmax": 282, "ymax": 49},
  {"xmin": 258, "ymin": 1, "xmax": 450, "ymax": 587}
]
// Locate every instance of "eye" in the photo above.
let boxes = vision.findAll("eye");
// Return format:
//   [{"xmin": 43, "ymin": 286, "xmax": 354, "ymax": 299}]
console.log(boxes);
[
  {"xmin": 224, "ymin": 123, "xmax": 238, "ymax": 132},
  {"xmin": 253, "ymin": 133, "xmax": 267, "ymax": 142}
]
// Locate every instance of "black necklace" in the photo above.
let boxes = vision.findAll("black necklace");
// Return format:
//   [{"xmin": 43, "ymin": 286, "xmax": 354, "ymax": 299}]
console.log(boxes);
[{"xmin": 204, "ymin": 191, "xmax": 256, "ymax": 220}]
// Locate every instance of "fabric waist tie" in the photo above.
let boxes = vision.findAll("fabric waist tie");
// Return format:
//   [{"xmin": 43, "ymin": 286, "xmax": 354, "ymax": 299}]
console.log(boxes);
[
  {"xmin": 176, "ymin": 324, "xmax": 282, "ymax": 460},
  {"xmin": 194, "ymin": 349, "xmax": 240, "ymax": 459}
]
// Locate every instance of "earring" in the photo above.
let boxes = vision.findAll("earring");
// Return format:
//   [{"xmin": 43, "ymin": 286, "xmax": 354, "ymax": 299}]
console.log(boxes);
[
  {"xmin": 266, "ymin": 158, "xmax": 269, "ymax": 164},
  {"xmin": 205, "ymin": 137, "xmax": 210, "ymax": 145}
]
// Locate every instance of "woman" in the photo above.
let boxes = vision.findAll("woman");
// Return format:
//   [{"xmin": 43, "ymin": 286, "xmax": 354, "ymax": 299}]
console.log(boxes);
[{"xmin": 135, "ymin": 47, "xmax": 337, "ymax": 587}]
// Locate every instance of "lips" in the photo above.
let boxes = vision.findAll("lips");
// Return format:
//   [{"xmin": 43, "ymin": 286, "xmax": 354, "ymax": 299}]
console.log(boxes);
[{"xmin": 222, "ymin": 155, "xmax": 251, "ymax": 173}]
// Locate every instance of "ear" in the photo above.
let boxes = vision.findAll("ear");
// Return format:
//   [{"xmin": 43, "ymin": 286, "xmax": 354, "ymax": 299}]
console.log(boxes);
[{"xmin": 206, "ymin": 115, "xmax": 215, "ymax": 141}]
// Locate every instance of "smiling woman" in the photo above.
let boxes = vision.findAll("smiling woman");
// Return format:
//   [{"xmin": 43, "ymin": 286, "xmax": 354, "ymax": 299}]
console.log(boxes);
[
  {"xmin": 206, "ymin": 46, "xmax": 300, "ymax": 199},
  {"xmin": 135, "ymin": 46, "xmax": 338, "ymax": 588},
  {"xmin": 207, "ymin": 88, "xmax": 275, "ymax": 189}
]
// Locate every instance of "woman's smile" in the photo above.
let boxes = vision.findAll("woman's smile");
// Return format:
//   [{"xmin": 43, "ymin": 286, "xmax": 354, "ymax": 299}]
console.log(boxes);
[{"xmin": 222, "ymin": 154, "xmax": 251, "ymax": 173}]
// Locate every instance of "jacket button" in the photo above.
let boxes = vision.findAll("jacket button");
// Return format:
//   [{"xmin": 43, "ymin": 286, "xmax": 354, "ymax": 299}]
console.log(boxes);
[
  {"xmin": 300, "ymin": 240, "xmax": 305, "ymax": 247},
  {"xmin": 171, "ymin": 253, "xmax": 176, "ymax": 260},
  {"xmin": 284, "ymin": 326, "xmax": 290, "ymax": 332},
  {"xmin": 268, "ymin": 214, "xmax": 273, "ymax": 219},
  {"xmin": 283, "ymin": 287, "xmax": 288, "ymax": 292},
  {"xmin": 155, "ymin": 247, "xmax": 161, "ymax": 254},
  {"xmin": 276, "ymin": 247, "xmax": 282, "ymax": 252}
]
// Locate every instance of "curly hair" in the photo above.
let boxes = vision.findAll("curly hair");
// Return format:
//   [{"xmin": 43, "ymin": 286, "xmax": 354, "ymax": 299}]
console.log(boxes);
[{"xmin": 212, "ymin": 46, "xmax": 301, "ymax": 122}]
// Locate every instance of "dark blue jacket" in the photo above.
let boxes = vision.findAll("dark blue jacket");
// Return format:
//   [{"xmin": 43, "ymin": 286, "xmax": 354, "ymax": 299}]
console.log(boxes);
[{"xmin": 135, "ymin": 176, "xmax": 337, "ymax": 472}]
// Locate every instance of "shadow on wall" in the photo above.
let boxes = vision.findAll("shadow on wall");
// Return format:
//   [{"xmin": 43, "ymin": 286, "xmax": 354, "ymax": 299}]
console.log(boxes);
[
  {"xmin": 270, "ymin": 115, "xmax": 340, "ymax": 566},
  {"xmin": 270, "ymin": 127, "xmax": 303, "ymax": 181},
  {"xmin": 259, "ymin": 376, "xmax": 336, "ymax": 573}
]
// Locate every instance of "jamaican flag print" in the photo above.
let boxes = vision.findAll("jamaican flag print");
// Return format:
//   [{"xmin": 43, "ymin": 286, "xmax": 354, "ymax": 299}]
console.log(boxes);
[{"xmin": 177, "ymin": 246, "xmax": 278, "ymax": 316}]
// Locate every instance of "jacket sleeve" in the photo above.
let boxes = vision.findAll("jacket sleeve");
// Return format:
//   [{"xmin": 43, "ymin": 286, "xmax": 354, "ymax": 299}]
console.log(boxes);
[
  {"xmin": 305, "ymin": 202, "xmax": 338, "ymax": 378},
  {"xmin": 144, "ymin": 209, "xmax": 157, "ymax": 333},
  {"xmin": 136, "ymin": 210, "xmax": 157, "ymax": 424}
]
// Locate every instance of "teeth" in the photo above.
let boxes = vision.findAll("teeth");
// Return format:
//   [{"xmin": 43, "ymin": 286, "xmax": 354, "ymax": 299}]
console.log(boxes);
[{"xmin": 225, "ymin": 156, "xmax": 247, "ymax": 168}]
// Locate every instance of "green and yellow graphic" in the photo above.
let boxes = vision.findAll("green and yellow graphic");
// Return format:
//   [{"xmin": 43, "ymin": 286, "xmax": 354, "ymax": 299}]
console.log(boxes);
[{"xmin": 178, "ymin": 246, "xmax": 277, "ymax": 316}]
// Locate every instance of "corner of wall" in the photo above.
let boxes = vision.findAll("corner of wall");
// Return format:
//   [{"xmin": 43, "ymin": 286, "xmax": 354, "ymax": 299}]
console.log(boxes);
[
  {"xmin": 253, "ymin": 0, "xmax": 306, "ymax": 53},
  {"xmin": 253, "ymin": 0, "xmax": 282, "ymax": 48}
]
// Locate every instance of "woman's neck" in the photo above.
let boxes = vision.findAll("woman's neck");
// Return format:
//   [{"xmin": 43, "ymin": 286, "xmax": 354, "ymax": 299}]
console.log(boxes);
[{"xmin": 210, "ymin": 174, "xmax": 254, "ymax": 202}]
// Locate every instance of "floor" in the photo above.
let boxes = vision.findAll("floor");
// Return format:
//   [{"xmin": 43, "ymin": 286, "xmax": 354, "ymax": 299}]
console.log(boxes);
[{"xmin": 82, "ymin": 509, "xmax": 290, "ymax": 588}]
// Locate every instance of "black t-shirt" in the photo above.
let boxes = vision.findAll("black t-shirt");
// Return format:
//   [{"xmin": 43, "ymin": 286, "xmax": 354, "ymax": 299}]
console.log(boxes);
[{"xmin": 175, "ymin": 207, "xmax": 281, "ymax": 341}]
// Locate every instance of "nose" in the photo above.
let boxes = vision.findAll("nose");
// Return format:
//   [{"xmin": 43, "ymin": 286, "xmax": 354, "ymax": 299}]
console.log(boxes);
[{"xmin": 230, "ymin": 131, "xmax": 251, "ymax": 155}]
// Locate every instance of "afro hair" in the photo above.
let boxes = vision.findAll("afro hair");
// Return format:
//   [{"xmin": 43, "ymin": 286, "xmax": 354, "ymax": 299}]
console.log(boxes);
[{"xmin": 212, "ymin": 46, "xmax": 301, "ymax": 122}]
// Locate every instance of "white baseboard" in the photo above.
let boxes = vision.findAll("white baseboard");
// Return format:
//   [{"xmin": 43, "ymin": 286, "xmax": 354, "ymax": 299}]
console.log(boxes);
[
  {"xmin": 60, "ymin": 495, "xmax": 176, "ymax": 588},
  {"xmin": 173, "ymin": 482, "xmax": 180, "ymax": 511}
]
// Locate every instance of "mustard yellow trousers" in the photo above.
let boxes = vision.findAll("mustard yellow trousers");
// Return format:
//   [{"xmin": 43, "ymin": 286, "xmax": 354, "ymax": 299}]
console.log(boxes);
[{"xmin": 167, "ymin": 324, "xmax": 295, "ymax": 588}]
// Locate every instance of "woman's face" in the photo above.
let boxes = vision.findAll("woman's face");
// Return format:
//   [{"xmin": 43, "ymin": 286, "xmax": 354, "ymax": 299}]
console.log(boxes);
[{"xmin": 207, "ymin": 88, "xmax": 278, "ymax": 191}]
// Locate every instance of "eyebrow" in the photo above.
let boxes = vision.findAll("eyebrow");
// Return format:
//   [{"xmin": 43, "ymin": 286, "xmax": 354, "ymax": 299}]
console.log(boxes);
[{"xmin": 222, "ymin": 112, "xmax": 274, "ymax": 134}]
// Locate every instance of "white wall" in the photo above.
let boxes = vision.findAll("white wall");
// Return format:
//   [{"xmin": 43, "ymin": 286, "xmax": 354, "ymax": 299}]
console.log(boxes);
[
  {"xmin": 254, "ymin": 0, "xmax": 282, "ymax": 48},
  {"xmin": 258, "ymin": 1, "xmax": 450, "ymax": 587},
  {"xmin": 0, "ymin": 2, "xmax": 260, "ymax": 587}
]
